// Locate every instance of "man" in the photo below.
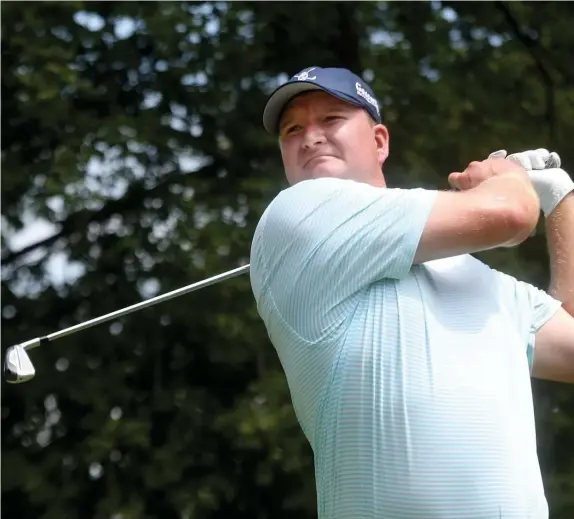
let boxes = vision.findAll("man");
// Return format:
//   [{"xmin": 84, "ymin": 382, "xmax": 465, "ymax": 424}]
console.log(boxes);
[{"xmin": 249, "ymin": 66, "xmax": 574, "ymax": 518}]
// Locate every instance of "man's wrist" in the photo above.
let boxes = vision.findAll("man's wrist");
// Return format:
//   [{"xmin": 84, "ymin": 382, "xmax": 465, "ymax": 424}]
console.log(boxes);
[
  {"xmin": 547, "ymin": 189, "xmax": 574, "ymax": 217},
  {"xmin": 528, "ymin": 168, "xmax": 574, "ymax": 216}
]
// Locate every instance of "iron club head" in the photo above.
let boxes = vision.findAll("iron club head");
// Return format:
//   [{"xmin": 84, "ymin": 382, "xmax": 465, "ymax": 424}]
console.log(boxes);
[{"xmin": 4, "ymin": 345, "xmax": 36, "ymax": 384}]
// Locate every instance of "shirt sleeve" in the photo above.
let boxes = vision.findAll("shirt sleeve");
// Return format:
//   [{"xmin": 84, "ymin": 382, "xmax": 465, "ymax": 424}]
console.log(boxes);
[
  {"xmin": 250, "ymin": 177, "xmax": 437, "ymax": 342},
  {"xmin": 496, "ymin": 272, "xmax": 563, "ymax": 371},
  {"xmin": 518, "ymin": 282, "xmax": 562, "ymax": 370}
]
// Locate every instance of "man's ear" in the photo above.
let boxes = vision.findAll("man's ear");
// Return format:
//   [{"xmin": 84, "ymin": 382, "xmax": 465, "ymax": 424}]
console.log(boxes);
[{"xmin": 374, "ymin": 124, "xmax": 389, "ymax": 166}]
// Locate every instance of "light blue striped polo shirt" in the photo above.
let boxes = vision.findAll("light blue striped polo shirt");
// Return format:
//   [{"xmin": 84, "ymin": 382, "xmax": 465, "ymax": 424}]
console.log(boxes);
[{"xmin": 249, "ymin": 177, "xmax": 562, "ymax": 519}]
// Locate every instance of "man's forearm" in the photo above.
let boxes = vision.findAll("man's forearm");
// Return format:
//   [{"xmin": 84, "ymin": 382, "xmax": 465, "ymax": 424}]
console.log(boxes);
[{"xmin": 546, "ymin": 192, "xmax": 574, "ymax": 316}]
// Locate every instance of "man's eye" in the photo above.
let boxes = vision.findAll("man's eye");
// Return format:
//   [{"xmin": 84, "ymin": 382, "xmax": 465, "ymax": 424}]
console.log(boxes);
[
  {"xmin": 285, "ymin": 125, "xmax": 301, "ymax": 135},
  {"xmin": 325, "ymin": 115, "xmax": 341, "ymax": 122}
]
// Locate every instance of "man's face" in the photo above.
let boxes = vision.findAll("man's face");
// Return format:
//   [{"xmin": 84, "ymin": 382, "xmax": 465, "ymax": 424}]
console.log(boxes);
[{"xmin": 278, "ymin": 91, "xmax": 389, "ymax": 186}]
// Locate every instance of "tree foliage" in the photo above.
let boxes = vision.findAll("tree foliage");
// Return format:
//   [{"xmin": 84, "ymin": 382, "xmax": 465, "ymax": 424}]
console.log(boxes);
[{"xmin": 2, "ymin": 2, "xmax": 573, "ymax": 518}]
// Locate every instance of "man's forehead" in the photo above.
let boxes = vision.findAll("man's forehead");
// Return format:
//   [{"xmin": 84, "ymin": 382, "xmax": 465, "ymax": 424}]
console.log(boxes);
[{"xmin": 280, "ymin": 92, "xmax": 359, "ymax": 128}]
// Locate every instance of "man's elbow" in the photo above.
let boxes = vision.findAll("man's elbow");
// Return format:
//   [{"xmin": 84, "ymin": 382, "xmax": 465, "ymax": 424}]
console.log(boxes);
[{"xmin": 499, "ymin": 198, "xmax": 540, "ymax": 247}]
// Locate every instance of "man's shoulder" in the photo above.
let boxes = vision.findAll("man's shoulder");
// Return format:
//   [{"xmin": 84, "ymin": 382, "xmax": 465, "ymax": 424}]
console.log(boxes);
[
  {"xmin": 253, "ymin": 178, "xmax": 348, "ymax": 237},
  {"xmin": 255, "ymin": 178, "xmax": 417, "ymax": 230},
  {"xmin": 267, "ymin": 178, "xmax": 355, "ymax": 207}
]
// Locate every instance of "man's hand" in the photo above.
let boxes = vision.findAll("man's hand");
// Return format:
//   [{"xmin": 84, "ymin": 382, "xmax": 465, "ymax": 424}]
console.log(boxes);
[
  {"xmin": 488, "ymin": 148, "xmax": 561, "ymax": 170},
  {"xmin": 488, "ymin": 148, "xmax": 574, "ymax": 216},
  {"xmin": 448, "ymin": 157, "xmax": 531, "ymax": 191}
]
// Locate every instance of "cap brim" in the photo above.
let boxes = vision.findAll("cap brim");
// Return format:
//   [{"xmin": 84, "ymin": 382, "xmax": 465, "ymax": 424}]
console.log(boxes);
[{"xmin": 263, "ymin": 81, "xmax": 327, "ymax": 135}]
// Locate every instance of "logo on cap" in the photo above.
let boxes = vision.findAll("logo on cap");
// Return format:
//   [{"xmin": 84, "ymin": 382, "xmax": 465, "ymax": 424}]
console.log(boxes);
[
  {"xmin": 293, "ymin": 68, "xmax": 317, "ymax": 81},
  {"xmin": 355, "ymin": 82, "xmax": 380, "ymax": 116}
]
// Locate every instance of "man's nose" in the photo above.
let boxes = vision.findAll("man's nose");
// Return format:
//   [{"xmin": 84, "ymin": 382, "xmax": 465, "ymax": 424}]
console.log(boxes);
[{"xmin": 302, "ymin": 123, "xmax": 326, "ymax": 149}]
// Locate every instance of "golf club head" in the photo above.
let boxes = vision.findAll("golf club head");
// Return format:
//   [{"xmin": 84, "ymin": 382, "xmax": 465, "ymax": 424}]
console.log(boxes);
[{"xmin": 4, "ymin": 345, "xmax": 35, "ymax": 384}]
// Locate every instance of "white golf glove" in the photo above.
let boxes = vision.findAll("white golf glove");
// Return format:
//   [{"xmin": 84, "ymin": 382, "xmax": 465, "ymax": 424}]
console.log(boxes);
[{"xmin": 488, "ymin": 148, "xmax": 574, "ymax": 216}]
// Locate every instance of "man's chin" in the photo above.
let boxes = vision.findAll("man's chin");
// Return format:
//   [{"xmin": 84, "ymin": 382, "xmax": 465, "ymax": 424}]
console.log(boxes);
[{"xmin": 304, "ymin": 158, "xmax": 346, "ymax": 179}]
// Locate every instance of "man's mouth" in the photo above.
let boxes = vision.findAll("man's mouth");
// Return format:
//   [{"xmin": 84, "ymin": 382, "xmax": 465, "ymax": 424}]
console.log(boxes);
[{"xmin": 304, "ymin": 155, "xmax": 336, "ymax": 168}]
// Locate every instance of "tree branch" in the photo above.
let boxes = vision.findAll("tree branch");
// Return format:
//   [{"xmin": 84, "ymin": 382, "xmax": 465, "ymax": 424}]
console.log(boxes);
[
  {"xmin": 495, "ymin": 1, "xmax": 556, "ymax": 139},
  {"xmin": 496, "ymin": 2, "xmax": 574, "ymax": 85},
  {"xmin": 1, "ymin": 231, "xmax": 65, "ymax": 266}
]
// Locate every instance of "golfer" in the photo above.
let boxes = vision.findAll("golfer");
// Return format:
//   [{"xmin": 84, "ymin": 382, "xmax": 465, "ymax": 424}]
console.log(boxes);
[{"xmin": 249, "ymin": 66, "xmax": 574, "ymax": 518}]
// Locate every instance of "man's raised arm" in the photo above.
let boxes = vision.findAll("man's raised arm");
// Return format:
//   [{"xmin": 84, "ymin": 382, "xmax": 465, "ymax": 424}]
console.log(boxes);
[
  {"xmin": 413, "ymin": 158, "xmax": 540, "ymax": 264},
  {"xmin": 546, "ymin": 188, "xmax": 574, "ymax": 316},
  {"xmin": 532, "ymin": 191, "xmax": 574, "ymax": 384},
  {"xmin": 497, "ymin": 149, "xmax": 574, "ymax": 384}
]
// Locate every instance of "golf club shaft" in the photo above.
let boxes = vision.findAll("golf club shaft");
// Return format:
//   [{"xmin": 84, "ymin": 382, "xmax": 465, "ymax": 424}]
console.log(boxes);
[{"xmin": 19, "ymin": 264, "xmax": 250, "ymax": 351}]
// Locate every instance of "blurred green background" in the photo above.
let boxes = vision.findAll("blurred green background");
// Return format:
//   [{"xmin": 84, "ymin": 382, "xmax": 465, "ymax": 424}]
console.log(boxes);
[{"xmin": 2, "ymin": 2, "xmax": 573, "ymax": 518}]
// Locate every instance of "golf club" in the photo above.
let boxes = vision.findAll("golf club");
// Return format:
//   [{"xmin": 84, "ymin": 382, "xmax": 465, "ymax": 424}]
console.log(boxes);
[{"xmin": 4, "ymin": 264, "xmax": 250, "ymax": 384}]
